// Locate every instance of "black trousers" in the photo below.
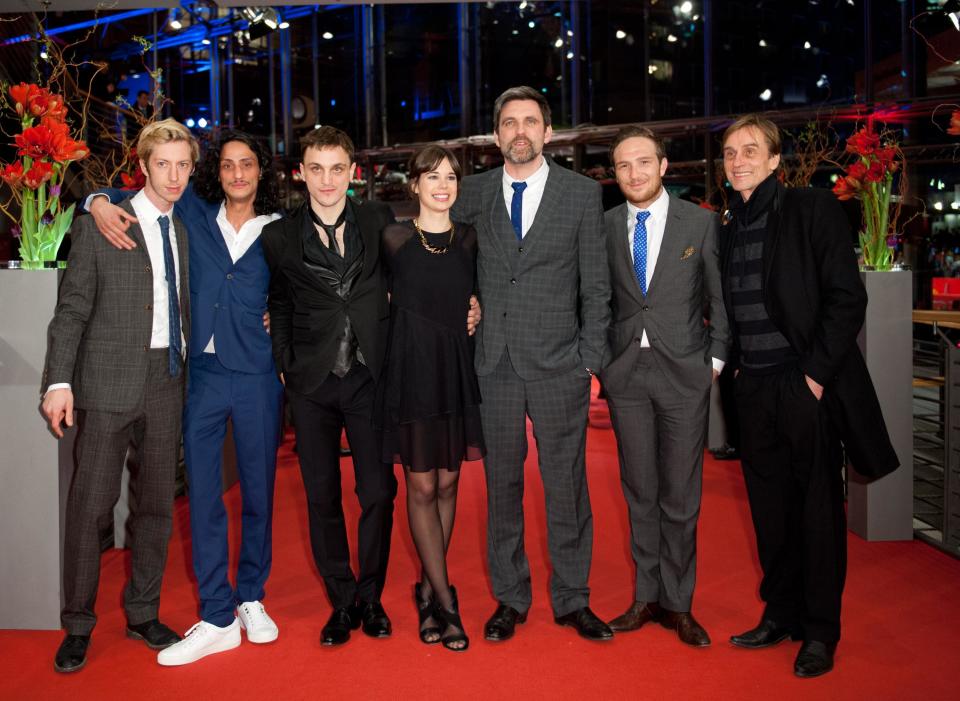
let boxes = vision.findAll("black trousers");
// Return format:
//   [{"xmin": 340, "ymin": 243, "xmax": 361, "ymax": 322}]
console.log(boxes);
[
  {"xmin": 286, "ymin": 365, "xmax": 397, "ymax": 609},
  {"xmin": 735, "ymin": 366, "xmax": 847, "ymax": 644}
]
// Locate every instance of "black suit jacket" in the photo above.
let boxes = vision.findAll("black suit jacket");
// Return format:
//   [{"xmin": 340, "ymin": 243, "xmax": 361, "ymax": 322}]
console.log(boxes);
[
  {"xmin": 720, "ymin": 182, "xmax": 899, "ymax": 480},
  {"xmin": 261, "ymin": 198, "xmax": 393, "ymax": 394}
]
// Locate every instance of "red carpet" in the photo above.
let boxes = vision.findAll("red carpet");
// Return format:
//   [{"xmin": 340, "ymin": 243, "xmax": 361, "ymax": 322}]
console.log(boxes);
[{"xmin": 3, "ymin": 399, "xmax": 959, "ymax": 700}]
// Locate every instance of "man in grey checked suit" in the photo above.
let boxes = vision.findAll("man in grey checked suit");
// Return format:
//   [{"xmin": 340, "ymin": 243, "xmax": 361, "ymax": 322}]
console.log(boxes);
[
  {"xmin": 600, "ymin": 126, "xmax": 729, "ymax": 647},
  {"xmin": 451, "ymin": 86, "xmax": 612, "ymax": 641},
  {"xmin": 41, "ymin": 119, "xmax": 197, "ymax": 673}
]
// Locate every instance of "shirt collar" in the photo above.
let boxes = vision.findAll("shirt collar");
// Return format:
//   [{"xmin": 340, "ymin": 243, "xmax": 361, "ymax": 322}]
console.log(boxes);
[
  {"xmin": 502, "ymin": 156, "xmax": 550, "ymax": 188},
  {"xmin": 215, "ymin": 201, "xmax": 281, "ymax": 232},
  {"xmin": 132, "ymin": 188, "xmax": 173, "ymax": 225},
  {"xmin": 626, "ymin": 186, "xmax": 669, "ymax": 224}
]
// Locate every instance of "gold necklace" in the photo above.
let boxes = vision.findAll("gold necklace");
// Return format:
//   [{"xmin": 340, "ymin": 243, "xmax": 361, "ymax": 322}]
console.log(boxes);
[{"xmin": 413, "ymin": 218, "xmax": 455, "ymax": 255}]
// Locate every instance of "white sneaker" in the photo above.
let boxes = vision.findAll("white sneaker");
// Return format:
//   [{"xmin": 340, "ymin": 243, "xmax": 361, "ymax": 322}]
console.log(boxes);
[
  {"xmin": 156, "ymin": 619, "xmax": 241, "ymax": 666},
  {"xmin": 237, "ymin": 601, "xmax": 279, "ymax": 644}
]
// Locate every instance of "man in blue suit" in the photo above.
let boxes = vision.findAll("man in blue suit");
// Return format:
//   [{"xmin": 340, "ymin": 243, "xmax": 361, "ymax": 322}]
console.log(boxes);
[{"xmin": 85, "ymin": 130, "xmax": 284, "ymax": 665}]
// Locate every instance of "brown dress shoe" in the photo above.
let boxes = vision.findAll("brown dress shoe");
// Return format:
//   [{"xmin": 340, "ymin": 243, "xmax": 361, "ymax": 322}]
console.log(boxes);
[
  {"xmin": 659, "ymin": 610, "xmax": 711, "ymax": 647},
  {"xmin": 608, "ymin": 601, "xmax": 662, "ymax": 632}
]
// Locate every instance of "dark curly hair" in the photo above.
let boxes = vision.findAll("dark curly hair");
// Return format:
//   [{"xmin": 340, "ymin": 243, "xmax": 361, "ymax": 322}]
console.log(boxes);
[{"xmin": 193, "ymin": 129, "xmax": 281, "ymax": 215}]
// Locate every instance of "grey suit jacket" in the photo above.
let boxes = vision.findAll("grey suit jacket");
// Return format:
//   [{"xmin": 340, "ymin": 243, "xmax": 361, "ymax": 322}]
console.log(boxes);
[
  {"xmin": 452, "ymin": 158, "xmax": 610, "ymax": 380},
  {"xmin": 601, "ymin": 196, "xmax": 729, "ymax": 398},
  {"xmin": 42, "ymin": 198, "xmax": 191, "ymax": 412}
]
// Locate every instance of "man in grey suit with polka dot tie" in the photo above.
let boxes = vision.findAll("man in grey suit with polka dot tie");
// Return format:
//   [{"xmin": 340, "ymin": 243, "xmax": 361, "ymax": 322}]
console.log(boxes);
[{"xmin": 600, "ymin": 125, "xmax": 729, "ymax": 648}]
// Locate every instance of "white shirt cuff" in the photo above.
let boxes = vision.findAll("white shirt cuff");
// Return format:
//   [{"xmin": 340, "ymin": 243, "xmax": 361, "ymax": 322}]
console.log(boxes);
[
  {"xmin": 83, "ymin": 193, "xmax": 109, "ymax": 212},
  {"xmin": 45, "ymin": 383, "xmax": 71, "ymax": 396},
  {"xmin": 712, "ymin": 358, "xmax": 725, "ymax": 373}
]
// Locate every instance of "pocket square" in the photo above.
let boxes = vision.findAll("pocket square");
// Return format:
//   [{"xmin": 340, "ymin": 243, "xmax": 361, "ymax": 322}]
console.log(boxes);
[{"xmin": 681, "ymin": 246, "xmax": 696, "ymax": 260}]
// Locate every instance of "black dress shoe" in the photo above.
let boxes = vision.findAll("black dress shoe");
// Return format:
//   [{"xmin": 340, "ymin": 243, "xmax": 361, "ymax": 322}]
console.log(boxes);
[
  {"xmin": 659, "ymin": 610, "xmax": 711, "ymax": 647},
  {"xmin": 794, "ymin": 640, "xmax": 836, "ymax": 677},
  {"xmin": 710, "ymin": 444, "xmax": 740, "ymax": 461},
  {"xmin": 321, "ymin": 606, "xmax": 361, "ymax": 646},
  {"xmin": 358, "ymin": 601, "xmax": 392, "ymax": 638},
  {"xmin": 554, "ymin": 607, "xmax": 614, "ymax": 641},
  {"xmin": 484, "ymin": 604, "xmax": 527, "ymax": 642},
  {"xmin": 729, "ymin": 618, "xmax": 795, "ymax": 649},
  {"xmin": 608, "ymin": 601, "xmax": 662, "ymax": 632},
  {"xmin": 125, "ymin": 619, "xmax": 180, "ymax": 650},
  {"xmin": 54, "ymin": 634, "xmax": 90, "ymax": 673}
]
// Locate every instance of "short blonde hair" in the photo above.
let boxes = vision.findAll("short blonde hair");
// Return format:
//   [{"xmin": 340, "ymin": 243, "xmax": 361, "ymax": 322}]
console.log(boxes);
[
  {"xmin": 137, "ymin": 118, "xmax": 199, "ymax": 165},
  {"xmin": 722, "ymin": 114, "xmax": 782, "ymax": 156}
]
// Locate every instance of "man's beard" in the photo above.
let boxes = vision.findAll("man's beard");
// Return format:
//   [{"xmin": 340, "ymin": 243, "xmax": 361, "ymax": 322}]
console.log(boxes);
[{"xmin": 502, "ymin": 139, "xmax": 539, "ymax": 165}]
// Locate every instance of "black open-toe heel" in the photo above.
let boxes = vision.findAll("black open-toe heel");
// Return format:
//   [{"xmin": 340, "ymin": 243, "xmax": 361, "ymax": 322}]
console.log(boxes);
[
  {"xmin": 436, "ymin": 585, "xmax": 469, "ymax": 652},
  {"xmin": 415, "ymin": 583, "xmax": 441, "ymax": 645}
]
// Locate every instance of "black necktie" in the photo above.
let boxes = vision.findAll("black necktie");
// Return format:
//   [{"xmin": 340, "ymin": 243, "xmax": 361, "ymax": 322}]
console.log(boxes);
[
  {"xmin": 157, "ymin": 215, "xmax": 182, "ymax": 377},
  {"xmin": 310, "ymin": 206, "xmax": 346, "ymax": 256}
]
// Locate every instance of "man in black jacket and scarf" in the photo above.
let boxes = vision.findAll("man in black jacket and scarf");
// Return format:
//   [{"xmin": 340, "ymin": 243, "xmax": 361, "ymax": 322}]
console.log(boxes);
[{"xmin": 719, "ymin": 114, "xmax": 898, "ymax": 678}]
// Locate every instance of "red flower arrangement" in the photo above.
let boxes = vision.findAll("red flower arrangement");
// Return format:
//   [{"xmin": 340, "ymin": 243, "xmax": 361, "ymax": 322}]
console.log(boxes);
[
  {"xmin": 1, "ymin": 82, "xmax": 89, "ymax": 267},
  {"xmin": 832, "ymin": 125, "xmax": 902, "ymax": 270}
]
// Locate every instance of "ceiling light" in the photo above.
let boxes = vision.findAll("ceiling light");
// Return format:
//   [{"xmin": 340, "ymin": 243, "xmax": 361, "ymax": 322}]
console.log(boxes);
[
  {"xmin": 667, "ymin": 33, "xmax": 678, "ymax": 42},
  {"xmin": 554, "ymin": 38, "xmax": 563, "ymax": 48},
  {"xmin": 758, "ymin": 38, "xmax": 767, "ymax": 47},
  {"xmin": 616, "ymin": 29, "xmax": 627, "ymax": 39},
  {"xmin": 759, "ymin": 88, "xmax": 772, "ymax": 101},
  {"xmin": 322, "ymin": 31, "xmax": 333, "ymax": 40},
  {"xmin": 804, "ymin": 41, "xmax": 812, "ymax": 49}
]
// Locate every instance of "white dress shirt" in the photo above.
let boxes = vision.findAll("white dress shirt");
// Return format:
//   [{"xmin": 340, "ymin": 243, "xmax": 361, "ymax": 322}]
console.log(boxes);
[
  {"xmin": 202, "ymin": 205, "xmax": 281, "ymax": 353},
  {"xmin": 626, "ymin": 188, "xmax": 724, "ymax": 372},
  {"xmin": 131, "ymin": 189, "xmax": 184, "ymax": 350},
  {"xmin": 501, "ymin": 156, "xmax": 550, "ymax": 238}
]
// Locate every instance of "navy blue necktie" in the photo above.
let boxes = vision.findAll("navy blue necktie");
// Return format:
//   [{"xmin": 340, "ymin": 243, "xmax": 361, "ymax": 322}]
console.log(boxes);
[
  {"xmin": 633, "ymin": 210, "xmax": 651, "ymax": 296},
  {"xmin": 157, "ymin": 215, "xmax": 182, "ymax": 377},
  {"xmin": 510, "ymin": 181, "xmax": 527, "ymax": 241}
]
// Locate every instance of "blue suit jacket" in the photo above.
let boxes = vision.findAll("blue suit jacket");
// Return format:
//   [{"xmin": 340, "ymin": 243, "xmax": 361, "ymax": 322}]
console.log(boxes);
[{"xmin": 92, "ymin": 185, "xmax": 275, "ymax": 374}]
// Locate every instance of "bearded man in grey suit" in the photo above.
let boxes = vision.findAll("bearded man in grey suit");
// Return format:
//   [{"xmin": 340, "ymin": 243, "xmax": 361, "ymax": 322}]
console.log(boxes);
[
  {"xmin": 601, "ymin": 126, "xmax": 729, "ymax": 647},
  {"xmin": 41, "ymin": 119, "xmax": 197, "ymax": 673},
  {"xmin": 451, "ymin": 86, "xmax": 612, "ymax": 642}
]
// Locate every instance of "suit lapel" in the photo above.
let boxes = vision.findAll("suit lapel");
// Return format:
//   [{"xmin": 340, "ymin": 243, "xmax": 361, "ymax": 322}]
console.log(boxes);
[
  {"xmin": 482, "ymin": 169, "xmax": 511, "ymax": 266},
  {"xmin": 205, "ymin": 203, "xmax": 231, "ymax": 262},
  {"xmin": 515, "ymin": 158, "xmax": 563, "ymax": 258},
  {"xmin": 646, "ymin": 196, "xmax": 684, "ymax": 296},
  {"xmin": 352, "ymin": 198, "xmax": 380, "ymax": 283},
  {"xmin": 173, "ymin": 212, "xmax": 190, "ymax": 340},
  {"xmin": 118, "ymin": 199, "xmax": 150, "ymax": 263},
  {"xmin": 609, "ymin": 203, "xmax": 644, "ymax": 302}
]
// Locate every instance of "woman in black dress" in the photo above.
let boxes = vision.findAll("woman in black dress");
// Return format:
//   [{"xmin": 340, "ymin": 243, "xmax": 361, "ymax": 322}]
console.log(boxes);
[{"xmin": 376, "ymin": 146, "xmax": 484, "ymax": 651}]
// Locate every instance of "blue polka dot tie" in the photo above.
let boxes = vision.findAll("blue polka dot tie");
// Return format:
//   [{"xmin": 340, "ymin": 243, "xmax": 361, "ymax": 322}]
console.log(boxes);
[
  {"xmin": 633, "ymin": 210, "xmax": 651, "ymax": 296},
  {"xmin": 510, "ymin": 181, "xmax": 527, "ymax": 241}
]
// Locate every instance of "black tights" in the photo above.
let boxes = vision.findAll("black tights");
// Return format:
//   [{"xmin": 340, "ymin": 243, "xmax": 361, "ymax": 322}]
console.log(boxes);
[{"xmin": 405, "ymin": 467, "xmax": 460, "ymax": 619}]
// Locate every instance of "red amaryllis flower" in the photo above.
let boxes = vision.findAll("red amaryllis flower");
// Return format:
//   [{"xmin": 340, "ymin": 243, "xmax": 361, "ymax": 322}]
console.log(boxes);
[
  {"xmin": 865, "ymin": 159, "xmax": 887, "ymax": 183},
  {"xmin": 845, "ymin": 128, "xmax": 881, "ymax": 156},
  {"xmin": 948, "ymin": 109, "xmax": 960, "ymax": 137},
  {"xmin": 21, "ymin": 160, "xmax": 53, "ymax": 189},
  {"xmin": 15, "ymin": 124, "xmax": 57, "ymax": 159},
  {"xmin": 845, "ymin": 160, "xmax": 868, "ymax": 185},
  {"xmin": 832, "ymin": 176, "xmax": 859, "ymax": 201},
  {"xmin": 1, "ymin": 161, "xmax": 24, "ymax": 187},
  {"xmin": 40, "ymin": 116, "xmax": 89, "ymax": 162},
  {"xmin": 120, "ymin": 169, "xmax": 146, "ymax": 190},
  {"xmin": 8, "ymin": 82, "xmax": 42, "ymax": 118}
]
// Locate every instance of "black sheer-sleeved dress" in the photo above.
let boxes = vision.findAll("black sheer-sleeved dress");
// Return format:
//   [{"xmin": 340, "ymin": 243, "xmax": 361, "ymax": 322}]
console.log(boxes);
[{"xmin": 374, "ymin": 219, "xmax": 485, "ymax": 471}]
